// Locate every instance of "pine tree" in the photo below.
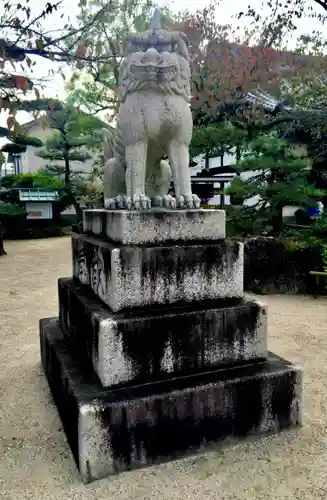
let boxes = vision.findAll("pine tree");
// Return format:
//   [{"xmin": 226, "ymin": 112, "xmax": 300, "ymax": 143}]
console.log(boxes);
[
  {"xmin": 190, "ymin": 121, "xmax": 247, "ymax": 163},
  {"xmin": 226, "ymin": 134, "xmax": 324, "ymax": 236},
  {"xmin": 36, "ymin": 101, "xmax": 107, "ymax": 219}
]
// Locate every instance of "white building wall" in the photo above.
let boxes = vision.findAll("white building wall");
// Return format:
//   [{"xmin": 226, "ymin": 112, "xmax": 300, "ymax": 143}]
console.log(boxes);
[
  {"xmin": 191, "ymin": 151, "xmax": 257, "ymax": 206},
  {"xmin": 0, "ymin": 155, "xmax": 14, "ymax": 176}
]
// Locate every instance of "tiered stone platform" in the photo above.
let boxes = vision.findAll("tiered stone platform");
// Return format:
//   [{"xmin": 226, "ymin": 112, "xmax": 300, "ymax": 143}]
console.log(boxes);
[{"xmin": 40, "ymin": 209, "xmax": 303, "ymax": 484}]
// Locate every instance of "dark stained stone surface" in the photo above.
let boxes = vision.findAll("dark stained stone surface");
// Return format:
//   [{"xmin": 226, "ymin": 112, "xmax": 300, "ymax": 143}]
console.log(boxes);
[
  {"xmin": 58, "ymin": 278, "xmax": 268, "ymax": 388},
  {"xmin": 40, "ymin": 317, "xmax": 303, "ymax": 484},
  {"xmin": 71, "ymin": 233, "xmax": 243, "ymax": 312}
]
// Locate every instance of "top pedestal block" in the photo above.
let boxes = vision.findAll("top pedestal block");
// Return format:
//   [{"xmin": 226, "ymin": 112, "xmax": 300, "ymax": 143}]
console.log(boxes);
[{"xmin": 83, "ymin": 209, "xmax": 226, "ymax": 245}]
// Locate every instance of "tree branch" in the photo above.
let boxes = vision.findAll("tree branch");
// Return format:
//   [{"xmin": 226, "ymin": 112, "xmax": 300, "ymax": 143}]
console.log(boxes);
[
  {"xmin": 47, "ymin": 1, "xmax": 114, "ymax": 50},
  {"xmin": 2, "ymin": 1, "xmax": 119, "ymax": 65},
  {"xmin": 312, "ymin": 0, "xmax": 327, "ymax": 11},
  {"xmin": 13, "ymin": 1, "xmax": 64, "ymax": 45}
]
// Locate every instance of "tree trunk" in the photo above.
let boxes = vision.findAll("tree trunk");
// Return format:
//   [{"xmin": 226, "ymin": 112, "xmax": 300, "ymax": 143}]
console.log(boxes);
[
  {"xmin": 64, "ymin": 153, "xmax": 70, "ymax": 186},
  {"xmin": 0, "ymin": 227, "xmax": 7, "ymax": 256},
  {"xmin": 205, "ymin": 153, "xmax": 210, "ymax": 171},
  {"xmin": 63, "ymin": 151, "xmax": 82, "ymax": 223},
  {"xmin": 271, "ymin": 204, "xmax": 284, "ymax": 235}
]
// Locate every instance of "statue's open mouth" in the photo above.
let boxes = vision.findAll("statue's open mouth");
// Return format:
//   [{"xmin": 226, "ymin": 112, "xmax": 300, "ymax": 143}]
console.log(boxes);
[{"xmin": 130, "ymin": 64, "xmax": 177, "ymax": 81}]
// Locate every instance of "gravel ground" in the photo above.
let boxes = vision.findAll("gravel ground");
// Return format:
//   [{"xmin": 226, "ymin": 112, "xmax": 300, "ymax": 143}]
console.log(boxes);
[{"xmin": 0, "ymin": 236, "xmax": 327, "ymax": 500}]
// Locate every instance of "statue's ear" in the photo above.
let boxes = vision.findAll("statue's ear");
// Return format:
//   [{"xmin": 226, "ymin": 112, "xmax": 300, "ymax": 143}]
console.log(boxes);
[
  {"xmin": 118, "ymin": 60, "xmax": 129, "ymax": 102},
  {"xmin": 119, "ymin": 83, "xmax": 128, "ymax": 102},
  {"xmin": 179, "ymin": 32, "xmax": 189, "ymax": 45},
  {"xmin": 176, "ymin": 34, "xmax": 190, "ymax": 61}
]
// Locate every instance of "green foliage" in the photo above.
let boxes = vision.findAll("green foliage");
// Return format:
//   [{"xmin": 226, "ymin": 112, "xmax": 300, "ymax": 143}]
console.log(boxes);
[
  {"xmin": 1, "ymin": 143, "xmax": 26, "ymax": 154},
  {"xmin": 190, "ymin": 122, "xmax": 246, "ymax": 159},
  {"xmin": 225, "ymin": 205, "xmax": 266, "ymax": 238},
  {"xmin": 36, "ymin": 102, "xmax": 106, "ymax": 167},
  {"xmin": 0, "ymin": 201, "xmax": 26, "ymax": 218},
  {"xmin": 36, "ymin": 101, "xmax": 107, "ymax": 216},
  {"xmin": 0, "ymin": 127, "xmax": 12, "ymax": 138},
  {"xmin": 38, "ymin": 148, "xmax": 91, "ymax": 163},
  {"xmin": 19, "ymin": 99, "xmax": 64, "ymax": 113},
  {"xmin": 0, "ymin": 131, "xmax": 44, "ymax": 154},
  {"xmin": 1, "ymin": 172, "xmax": 65, "ymax": 190},
  {"xmin": 323, "ymin": 245, "xmax": 327, "ymax": 276},
  {"xmin": 34, "ymin": 101, "xmax": 108, "ymax": 220},
  {"xmin": 281, "ymin": 214, "xmax": 327, "ymax": 277},
  {"xmin": 0, "ymin": 172, "xmax": 73, "ymax": 224},
  {"xmin": 226, "ymin": 135, "xmax": 324, "ymax": 236},
  {"xmin": 7, "ymin": 135, "xmax": 43, "ymax": 148},
  {"xmin": 0, "ymin": 175, "xmax": 15, "ymax": 189},
  {"xmin": 16, "ymin": 172, "xmax": 64, "ymax": 189},
  {"xmin": 0, "ymin": 201, "xmax": 26, "ymax": 245}
]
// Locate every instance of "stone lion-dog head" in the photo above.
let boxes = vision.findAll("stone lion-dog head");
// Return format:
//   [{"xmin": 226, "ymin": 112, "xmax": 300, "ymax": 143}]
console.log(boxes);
[{"xmin": 119, "ymin": 25, "xmax": 191, "ymax": 102}]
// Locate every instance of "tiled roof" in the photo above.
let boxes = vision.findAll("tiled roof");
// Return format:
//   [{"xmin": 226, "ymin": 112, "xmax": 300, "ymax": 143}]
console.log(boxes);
[
  {"xmin": 18, "ymin": 188, "xmax": 59, "ymax": 202},
  {"xmin": 243, "ymin": 88, "xmax": 294, "ymax": 112}
]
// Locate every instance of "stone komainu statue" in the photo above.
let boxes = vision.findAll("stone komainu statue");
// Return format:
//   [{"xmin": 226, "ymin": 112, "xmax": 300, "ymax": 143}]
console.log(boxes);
[{"xmin": 103, "ymin": 8, "xmax": 201, "ymax": 210}]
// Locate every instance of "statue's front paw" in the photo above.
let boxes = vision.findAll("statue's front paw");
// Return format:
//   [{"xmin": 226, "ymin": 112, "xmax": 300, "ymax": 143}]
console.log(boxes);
[
  {"xmin": 191, "ymin": 194, "xmax": 201, "ymax": 209},
  {"xmin": 151, "ymin": 195, "xmax": 176, "ymax": 209},
  {"xmin": 151, "ymin": 196, "xmax": 164, "ymax": 208},
  {"xmin": 104, "ymin": 197, "xmax": 118, "ymax": 209},
  {"xmin": 163, "ymin": 195, "xmax": 176, "ymax": 209},
  {"xmin": 176, "ymin": 195, "xmax": 185, "ymax": 209},
  {"xmin": 115, "ymin": 195, "xmax": 125, "ymax": 209},
  {"xmin": 176, "ymin": 194, "xmax": 201, "ymax": 209},
  {"xmin": 104, "ymin": 195, "xmax": 129, "ymax": 209},
  {"xmin": 131, "ymin": 194, "xmax": 151, "ymax": 210}
]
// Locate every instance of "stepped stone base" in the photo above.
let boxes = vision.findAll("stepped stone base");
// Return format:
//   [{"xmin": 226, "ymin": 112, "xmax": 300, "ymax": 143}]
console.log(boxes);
[
  {"xmin": 40, "ymin": 317, "xmax": 303, "ymax": 484},
  {"xmin": 72, "ymin": 233, "xmax": 244, "ymax": 312},
  {"xmin": 58, "ymin": 278, "xmax": 268, "ymax": 388},
  {"xmin": 83, "ymin": 209, "xmax": 226, "ymax": 245}
]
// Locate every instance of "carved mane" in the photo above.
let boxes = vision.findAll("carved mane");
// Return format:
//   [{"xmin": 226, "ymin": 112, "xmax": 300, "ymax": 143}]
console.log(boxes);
[{"xmin": 118, "ymin": 24, "xmax": 191, "ymax": 102}]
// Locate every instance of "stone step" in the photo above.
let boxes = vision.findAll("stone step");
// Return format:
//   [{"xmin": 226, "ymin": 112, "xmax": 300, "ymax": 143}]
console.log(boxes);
[
  {"xmin": 40, "ymin": 317, "xmax": 303, "ymax": 484},
  {"xmin": 83, "ymin": 208, "xmax": 226, "ymax": 245},
  {"xmin": 71, "ymin": 233, "xmax": 244, "ymax": 312},
  {"xmin": 58, "ymin": 278, "xmax": 267, "ymax": 388}
]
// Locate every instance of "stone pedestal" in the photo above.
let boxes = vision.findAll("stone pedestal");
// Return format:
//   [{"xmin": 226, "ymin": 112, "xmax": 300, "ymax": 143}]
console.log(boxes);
[
  {"xmin": 58, "ymin": 278, "xmax": 267, "ymax": 387},
  {"xmin": 39, "ymin": 208, "xmax": 303, "ymax": 484},
  {"xmin": 83, "ymin": 208, "xmax": 226, "ymax": 244},
  {"xmin": 40, "ymin": 318, "xmax": 302, "ymax": 484},
  {"xmin": 72, "ymin": 233, "xmax": 243, "ymax": 311}
]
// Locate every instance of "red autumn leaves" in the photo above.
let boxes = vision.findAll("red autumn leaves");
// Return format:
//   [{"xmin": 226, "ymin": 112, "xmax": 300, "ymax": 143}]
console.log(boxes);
[{"xmin": 190, "ymin": 40, "xmax": 314, "ymax": 111}]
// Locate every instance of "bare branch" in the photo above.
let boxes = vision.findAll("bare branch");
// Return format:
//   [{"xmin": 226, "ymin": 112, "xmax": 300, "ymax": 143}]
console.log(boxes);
[
  {"xmin": 13, "ymin": 1, "xmax": 64, "ymax": 45},
  {"xmin": 43, "ymin": 1, "xmax": 113, "ymax": 49}
]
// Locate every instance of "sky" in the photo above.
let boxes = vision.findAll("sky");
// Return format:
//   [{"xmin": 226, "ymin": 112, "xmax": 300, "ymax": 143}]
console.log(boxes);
[{"xmin": 1, "ymin": 0, "xmax": 326, "ymax": 136}]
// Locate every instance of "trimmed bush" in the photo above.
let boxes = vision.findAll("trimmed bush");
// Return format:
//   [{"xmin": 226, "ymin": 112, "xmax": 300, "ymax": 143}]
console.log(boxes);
[{"xmin": 244, "ymin": 236, "xmax": 324, "ymax": 295}]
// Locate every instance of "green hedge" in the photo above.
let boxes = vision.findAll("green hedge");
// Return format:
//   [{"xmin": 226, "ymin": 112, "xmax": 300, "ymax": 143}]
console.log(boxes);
[{"xmin": 0, "ymin": 173, "xmax": 76, "ymax": 239}]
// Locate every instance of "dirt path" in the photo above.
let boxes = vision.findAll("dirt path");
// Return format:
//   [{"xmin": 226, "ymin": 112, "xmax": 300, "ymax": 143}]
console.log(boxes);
[{"xmin": 0, "ymin": 237, "xmax": 327, "ymax": 499}]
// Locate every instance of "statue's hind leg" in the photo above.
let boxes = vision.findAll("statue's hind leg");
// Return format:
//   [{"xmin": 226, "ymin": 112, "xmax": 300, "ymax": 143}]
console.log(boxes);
[
  {"xmin": 145, "ymin": 160, "xmax": 175, "ymax": 208},
  {"xmin": 103, "ymin": 158, "xmax": 127, "ymax": 209}
]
